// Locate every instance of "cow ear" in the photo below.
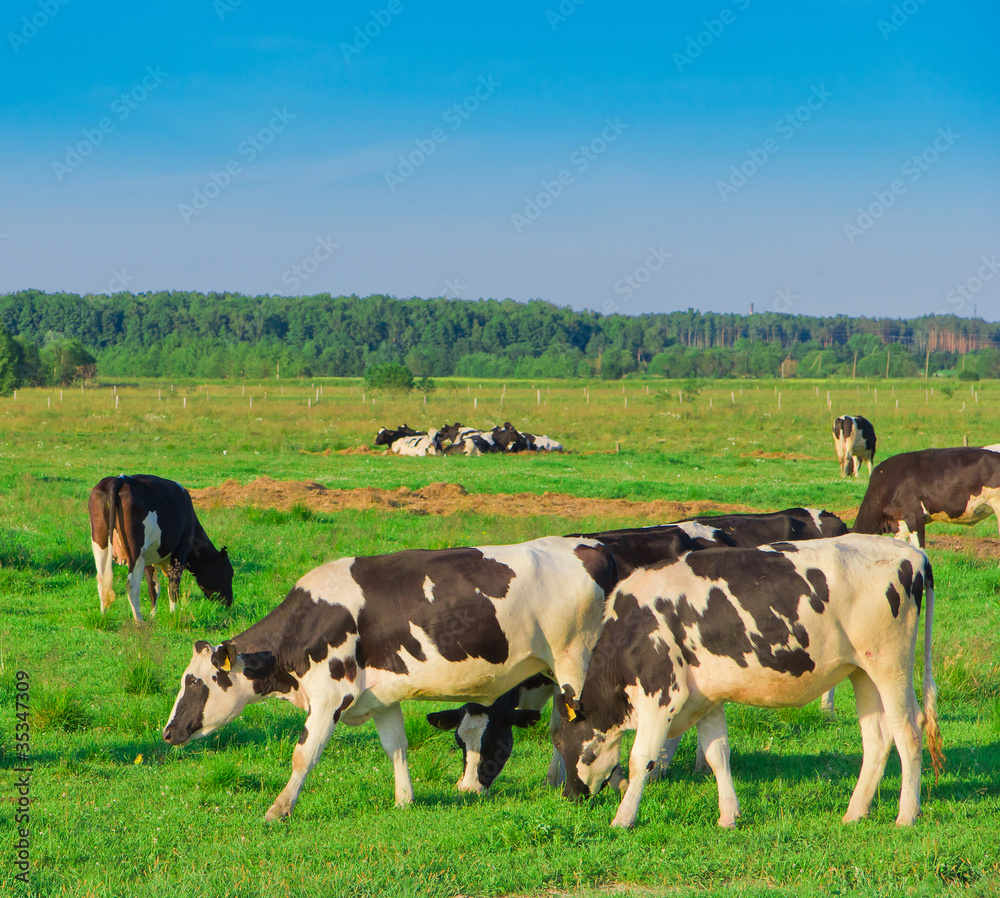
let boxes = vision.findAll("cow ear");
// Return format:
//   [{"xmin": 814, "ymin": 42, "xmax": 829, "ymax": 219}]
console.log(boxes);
[
  {"xmin": 509, "ymin": 709, "xmax": 542, "ymax": 729},
  {"xmin": 210, "ymin": 641, "xmax": 238, "ymax": 671},
  {"xmin": 240, "ymin": 650, "xmax": 276, "ymax": 680},
  {"xmin": 426, "ymin": 709, "xmax": 463, "ymax": 731},
  {"xmin": 559, "ymin": 684, "xmax": 583, "ymax": 721}
]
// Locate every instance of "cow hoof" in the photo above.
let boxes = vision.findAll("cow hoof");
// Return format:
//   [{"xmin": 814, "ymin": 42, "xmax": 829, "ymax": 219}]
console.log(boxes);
[
  {"xmin": 610, "ymin": 814, "xmax": 635, "ymax": 829},
  {"xmin": 264, "ymin": 804, "xmax": 291, "ymax": 822}
]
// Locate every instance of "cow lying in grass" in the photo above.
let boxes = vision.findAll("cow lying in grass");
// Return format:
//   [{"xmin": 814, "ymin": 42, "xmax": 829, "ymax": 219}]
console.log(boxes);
[
  {"xmin": 163, "ymin": 536, "xmax": 616, "ymax": 820},
  {"xmin": 555, "ymin": 535, "xmax": 943, "ymax": 829}
]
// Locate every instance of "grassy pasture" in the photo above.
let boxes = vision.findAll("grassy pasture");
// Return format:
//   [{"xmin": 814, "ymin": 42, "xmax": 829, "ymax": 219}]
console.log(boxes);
[{"xmin": 1, "ymin": 376, "xmax": 999, "ymax": 898}]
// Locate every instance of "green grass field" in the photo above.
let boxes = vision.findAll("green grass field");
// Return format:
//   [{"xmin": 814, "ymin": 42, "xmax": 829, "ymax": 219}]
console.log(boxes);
[{"xmin": 1, "ymin": 376, "xmax": 998, "ymax": 898}]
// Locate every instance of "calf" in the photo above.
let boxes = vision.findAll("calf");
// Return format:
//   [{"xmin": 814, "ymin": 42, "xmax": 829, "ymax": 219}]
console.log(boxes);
[
  {"xmin": 833, "ymin": 415, "xmax": 877, "ymax": 477},
  {"xmin": 88, "ymin": 474, "xmax": 233, "ymax": 622},
  {"xmin": 556, "ymin": 535, "xmax": 943, "ymax": 829},
  {"xmin": 375, "ymin": 424, "xmax": 421, "ymax": 446},
  {"xmin": 163, "ymin": 536, "xmax": 617, "ymax": 820},
  {"xmin": 852, "ymin": 447, "xmax": 1000, "ymax": 548},
  {"xmin": 391, "ymin": 429, "xmax": 443, "ymax": 457},
  {"xmin": 429, "ymin": 508, "xmax": 850, "ymax": 791}
]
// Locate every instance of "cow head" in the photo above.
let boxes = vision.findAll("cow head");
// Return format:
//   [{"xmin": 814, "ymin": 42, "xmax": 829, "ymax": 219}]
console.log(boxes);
[
  {"xmin": 553, "ymin": 686, "xmax": 622, "ymax": 800},
  {"xmin": 193, "ymin": 547, "xmax": 234, "ymax": 607},
  {"xmin": 427, "ymin": 699, "xmax": 541, "ymax": 793},
  {"xmin": 163, "ymin": 640, "xmax": 276, "ymax": 745}
]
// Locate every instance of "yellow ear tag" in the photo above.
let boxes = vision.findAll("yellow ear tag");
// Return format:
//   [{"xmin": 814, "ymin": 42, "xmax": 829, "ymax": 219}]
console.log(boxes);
[
  {"xmin": 222, "ymin": 656, "xmax": 231, "ymax": 672},
  {"xmin": 566, "ymin": 706, "xmax": 577, "ymax": 722}
]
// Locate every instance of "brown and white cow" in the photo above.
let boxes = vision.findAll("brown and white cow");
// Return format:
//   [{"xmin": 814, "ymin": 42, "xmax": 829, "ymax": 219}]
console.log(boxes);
[
  {"xmin": 88, "ymin": 474, "xmax": 233, "ymax": 622},
  {"xmin": 833, "ymin": 415, "xmax": 877, "ymax": 477},
  {"xmin": 852, "ymin": 447, "xmax": 1000, "ymax": 548},
  {"xmin": 555, "ymin": 535, "xmax": 943, "ymax": 829},
  {"xmin": 427, "ymin": 508, "xmax": 849, "ymax": 793},
  {"xmin": 163, "ymin": 536, "xmax": 617, "ymax": 820}
]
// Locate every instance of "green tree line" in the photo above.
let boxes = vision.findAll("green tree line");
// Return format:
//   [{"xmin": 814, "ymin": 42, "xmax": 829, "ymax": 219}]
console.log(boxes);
[{"xmin": 1, "ymin": 289, "xmax": 999, "ymax": 392}]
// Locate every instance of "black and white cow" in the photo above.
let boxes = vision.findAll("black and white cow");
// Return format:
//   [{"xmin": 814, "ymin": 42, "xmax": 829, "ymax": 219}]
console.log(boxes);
[
  {"xmin": 492, "ymin": 422, "xmax": 530, "ymax": 453},
  {"xmin": 428, "ymin": 508, "xmax": 850, "ymax": 792},
  {"xmin": 88, "ymin": 474, "xmax": 233, "ymax": 622},
  {"xmin": 833, "ymin": 415, "xmax": 877, "ymax": 477},
  {"xmin": 524, "ymin": 433, "xmax": 564, "ymax": 453},
  {"xmin": 852, "ymin": 447, "xmax": 1000, "ymax": 548},
  {"xmin": 391, "ymin": 430, "xmax": 443, "ymax": 457},
  {"xmin": 163, "ymin": 536, "xmax": 617, "ymax": 820},
  {"xmin": 555, "ymin": 534, "xmax": 943, "ymax": 829},
  {"xmin": 374, "ymin": 424, "xmax": 422, "ymax": 447}
]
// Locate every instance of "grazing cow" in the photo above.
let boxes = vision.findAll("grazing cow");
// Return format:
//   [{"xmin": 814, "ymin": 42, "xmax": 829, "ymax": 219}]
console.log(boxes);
[
  {"xmin": 88, "ymin": 474, "xmax": 233, "ymax": 622},
  {"xmin": 391, "ymin": 430, "xmax": 443, "ymax": 457},
  {"xmin": 163, "ymin": 536, "xmax": 618, "ymax": 820},
  {"xmin": 429, "ymin": 508, "xmax": 850, "ymax": 791},
  {"xmin": 555, "ymin": 535, "xmax": 943, "ymax": 829},
  {"xmin": 375, "ymin": 424, "xmax": 422, "ymax": 447},
  {"xmin": 852, "ymin": 447, "xmax": 1000, "ymax": 548},
  {"xmin": 833, "ymin": 415, "xmax": 877, "ymax": 477}
]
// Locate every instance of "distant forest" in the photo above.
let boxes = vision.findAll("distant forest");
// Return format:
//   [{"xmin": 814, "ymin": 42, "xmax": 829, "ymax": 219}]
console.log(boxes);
[{"xmin": 2, "ymin": 289, "xmax": 1000, "ymax": 390}]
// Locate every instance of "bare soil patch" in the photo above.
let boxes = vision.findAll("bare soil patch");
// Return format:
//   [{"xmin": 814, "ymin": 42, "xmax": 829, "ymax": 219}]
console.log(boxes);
[
  {"xmin": 189, "ymin": 476, "xmax": 754, "ymax": 521},
  {"xmin": 927, "ymin": 533, "xmax": 1000, "ymax": 562},
  {"xmin": 741, "ymin": 450, "xmax": 818, "ymax": 461}
]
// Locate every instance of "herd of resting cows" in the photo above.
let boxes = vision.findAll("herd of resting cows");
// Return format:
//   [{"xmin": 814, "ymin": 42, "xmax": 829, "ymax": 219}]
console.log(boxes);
[
  {"xmin": 375, "ymin": 421, "xmax": 564, "ymax": 456},
  {"xmin": 84, "ymin": 412, "xmax": 1000, "ymax": 829}
]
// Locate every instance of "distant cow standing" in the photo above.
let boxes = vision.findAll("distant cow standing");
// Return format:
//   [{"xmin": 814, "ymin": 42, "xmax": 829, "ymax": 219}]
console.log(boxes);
[
  {"xmin": 853, "ymin": 447, "xmax": 1000, "ymax": 548},
  {"xmin": 88, "ymin": 474, "xmax": 233, "ymax": 622},
  {"xmin": 833, "ymin": 415, "xmax": 876, "ymax": 477}
]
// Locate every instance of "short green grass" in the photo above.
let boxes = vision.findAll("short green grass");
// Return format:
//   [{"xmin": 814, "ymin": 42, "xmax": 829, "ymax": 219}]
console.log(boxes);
[{"xmin": 1, "ymin": 376, "xmax": 998, "ymax": 897}]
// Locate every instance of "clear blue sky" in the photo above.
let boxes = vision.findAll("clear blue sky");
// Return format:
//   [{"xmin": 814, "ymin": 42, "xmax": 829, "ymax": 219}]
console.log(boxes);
[{"xmin": 2, "ymin": 1, "xmax": 998, "ymax": 320}]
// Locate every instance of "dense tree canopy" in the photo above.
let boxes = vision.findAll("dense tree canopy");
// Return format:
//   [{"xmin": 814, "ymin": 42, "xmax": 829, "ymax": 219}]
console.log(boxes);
[{"xmin": 1, "ymin": 289, "xmax": 998, "ymax": 382}]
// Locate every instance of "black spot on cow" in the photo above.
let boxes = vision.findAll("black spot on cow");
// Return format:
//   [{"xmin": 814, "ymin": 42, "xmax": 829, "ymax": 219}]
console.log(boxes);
[
  {"xmin": 897, "ymin": 560, "xmax": 914, "ymax": 599},
  {"xmin": 646, "ymin": 760, "xmax": 656, "ymax": 772},
  {"xmin": 298, "ymin": 726, "xmax": 309, "ymax": 745},
  {"xmin": 351, "ymin": 549, "xmax": 515, "ymax": 671},
  {"xmin": 885, "ymin": 583, "xmax": 901, "ymax": 618},
  {"xmin": 164, "ymin": 674, "xmax": 209, "ymax": 744},
  {"xmin": 912, "ymin": 571, "xmax": 924, "ymax": 613},
  {"xmin": 212, "ymin": 668, "xmax": 233, "ymax": 691},
  {"xmin": 770, "ymin": 541, "xmax": 799, "ymax": 552},
  {"xmin": 329, "ymin": 657, "xmax": 346, "ymax": 680},
  {"xmin": 805, "ymin": 568, "xmax": 830, "ymax": 614},
  {"xmin": 656, "ymin": 588, "xmax": 753, "ymax": 670},
  {"xmin": 344, "ymin": 658, "xmax": 357, "ymax": 682},
  {"xmin": 572, "ymin": 543, "xmax": 620, "ymax": 593},
  {"xmin": 333, "ymin": 694, "xmax": 354, "ymax": 724},
  {"xmin": 573, "ymin": 531, "xmax": 691, "ymax": 580},
  {"xmin": 683, "ymin": 547, "xmax": 820, "ymax": 677}
]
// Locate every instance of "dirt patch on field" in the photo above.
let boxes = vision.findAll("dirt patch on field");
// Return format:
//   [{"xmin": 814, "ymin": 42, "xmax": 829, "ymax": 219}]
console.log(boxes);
[
  {"xmin": 189, "ymin": 477, "xmax": 753, "ymax": 521},
  {"xmin": 741, "ymin": 450, "xmax": 819, "ymax": 461},
  {"xmin": 926, "ymin": 533, "xmax": 1000, "ymax": 562}
]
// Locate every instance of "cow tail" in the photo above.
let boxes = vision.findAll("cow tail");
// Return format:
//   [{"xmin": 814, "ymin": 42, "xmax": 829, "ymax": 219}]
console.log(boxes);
[
  {"xmin": 104, "ymin": 477, "xmax": 122, "ymax": 601},
  {"xmin": 921, "ymin": 565, "xmax": 944, "ymax": 783}
]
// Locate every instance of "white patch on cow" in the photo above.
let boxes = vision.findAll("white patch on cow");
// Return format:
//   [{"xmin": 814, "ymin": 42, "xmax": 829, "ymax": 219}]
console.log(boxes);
[
  {"xmin": 925, "ymin": 485, "xmax": 1000, "ymax": 526},
  {"xmin": 422, "ymin": 575, "xmax": 436, "ymax": 602},
  {"xmin": 804, "ymin": 508, "xmax": 825, "ymax": 532},
  {"xmin": 676, "ymin": 521, "xmax": 722, "ymax": 541},
  {"xmin": 983, "ymin": 444, "xmax": 1000, "ymax": 454},
  {"xmin": 455, "ymin": 712, "xmax": 488, "ymax": 792}
]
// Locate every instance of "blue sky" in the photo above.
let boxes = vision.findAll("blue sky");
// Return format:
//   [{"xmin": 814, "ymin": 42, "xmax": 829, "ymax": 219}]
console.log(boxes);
[{"xmin": 2, "ymin": 0, "xmax": 998, "ymax": 320}]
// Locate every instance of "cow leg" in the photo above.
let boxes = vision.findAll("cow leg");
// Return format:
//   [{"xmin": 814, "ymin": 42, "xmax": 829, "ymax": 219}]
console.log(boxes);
[
  {"xmin": 266, "ymin": 702, "xmax": 341, "ymax": 821},
  {"xmin": 373, "ymin": 704, "xmax": 414, "ymax": 808},
  {"xmin": 612, "ymin": 706, "xmax": 674, "ymax": 829},
  {"xmin": 650, "ymin": 736, "xmax": 681, "ymax": 781},
  {"xmin": 881, "ymin": 684, "xmax": 924, "ymax": 825},
  {"xmin": 820, "ymin": 686, "xmax": 836, "ymax": 717},
  {"xmin": 843, "ymin": 670, "xmax": 893, "ymax": 823},
  {"xmin": 125, "ymin": 558, "xmax": 145, "ymax": 622},
  {"xmin": 146, "ymin": 568, "xmax": 160, "ymax": 617},
  {"xmin": 546, "ymin": 701, "xmax": 566, "ymax": 786},
  {"xmin": 697, "ymin": 705, "xmax": 739, "ymax": 828},
  {"xmin": 91, "ymin": 540, "xmax": 116, "ymax": 612}
]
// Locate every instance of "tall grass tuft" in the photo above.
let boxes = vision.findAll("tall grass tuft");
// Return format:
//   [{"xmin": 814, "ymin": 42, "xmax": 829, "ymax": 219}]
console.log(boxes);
[{"xmin": 32, "ymin": 685, "xmax": 92, "ymax": 732}]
